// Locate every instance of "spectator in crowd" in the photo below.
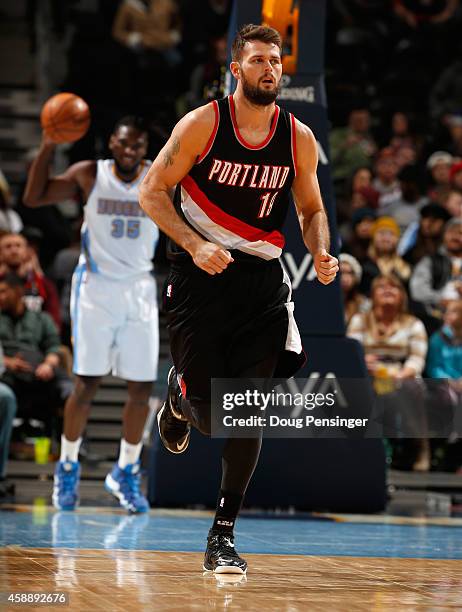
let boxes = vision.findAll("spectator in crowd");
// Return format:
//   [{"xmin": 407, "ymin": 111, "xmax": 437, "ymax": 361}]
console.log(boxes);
[
  {"xmin": 427, "ymin": 299, "xmax": 462, "ymax": 381},
  {"xmin": 449, "ymin": 160, "xmax": 462, "ymax": 191},
  {"xmin": 337, "ymin": 166, "xmax": 378, "ymax": 231},
  {"xmin": 346, "ymin": 167, "xmax": 378, "ymax": 209},
  {"xmin": 339, "ymin": 253, "xmax": 370, "ymax": 325},
  {"xmin": 426, "ymin": 299, "xmax": 462, "ymax": 471},
  {"xmin": 330, "ymin": 108, "xmax": 377, "ymax": 182},
  {"xmin": 0, "ymin": 273, "xmax": 71, "ymax": 437},
  {"xmin": 372, "ymin": 148, "xmax": 402, "ymax": 211},
  {"xmin": 0, "ymin": 170, "xmax": 23, "ymax": 234},
  {"xmin": 0, "ymin": 233, "xmax": 61, "ymax": 331},
  {"xmin": 387, "ymin": 111, "xmax": 422, "ymax": 156},
  {"xmin": 443, "ymin": 189, "xmax": 462, "ymax": 218},
  {"xmin": 426, "ymin": 150, "xmax": 453, "ymax": 204},
  {"xmin": 394, "ymin": 144, "xmax": 417, "ymax": 170},
  {"xmin": 342, "ymin": 207, "xmax": 377, "ymax": 261},
  {"xmin": 410, "ymin": 218, "xmax": 462, "ymax": 321},
  {"xmin": 0, "ymin": 340, "xmax": 16, "ymax": 499},
  {"xmin": 348, "ymin": 273, "xmax": 429, "ymax": 470},
  {"xmin": 399, "ymin": 202, "xmax": 451, "ymax": 266},
  {"xmin": 360, "ymin": 216, "xmax": 411, "ymax": 295},
  {"xmin": 350, "ymin": 166, "xmax": 373, "ymax": 192},
  {"xmin": 112, "ymin": 0, "xmax": 181, "ymax": 55},
  {"xmin": 388, "ymin": 163, "xmax": 429, "ymax": 233}
]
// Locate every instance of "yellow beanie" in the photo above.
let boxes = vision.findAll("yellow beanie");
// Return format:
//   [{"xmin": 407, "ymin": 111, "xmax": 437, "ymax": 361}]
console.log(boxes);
[{"xmin": 372, "ymin": 216, "xmax": 400, "ymax": 237}]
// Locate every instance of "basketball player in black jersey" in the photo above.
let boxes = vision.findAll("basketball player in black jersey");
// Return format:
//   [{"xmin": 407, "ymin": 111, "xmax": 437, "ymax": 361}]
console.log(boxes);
[{"xmin": 140, "ymin": 24, "xmax": 338, "ymax": 574}]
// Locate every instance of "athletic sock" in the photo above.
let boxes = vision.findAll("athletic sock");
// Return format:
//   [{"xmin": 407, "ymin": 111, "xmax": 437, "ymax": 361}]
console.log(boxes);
[
  {"xmin": 118, "ymin": 439, "xmax": 143, "ymax": 469},
  {"xmin": 211, "ymin": 489, "xmax": 243, "ymax": 535},
  {"xmin": 60, "ymin": 435, "xmax": 82, "ymax": 463}
]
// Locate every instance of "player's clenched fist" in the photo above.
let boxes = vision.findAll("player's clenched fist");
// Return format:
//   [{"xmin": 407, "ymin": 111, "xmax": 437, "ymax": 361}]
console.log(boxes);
[
  {"xmin": 191, "ymin": 242, "xmax": 234, "ymax": 275},
  {"xmin": 314, "ymin": 249, "xmax": 338, "ymax": 285}
]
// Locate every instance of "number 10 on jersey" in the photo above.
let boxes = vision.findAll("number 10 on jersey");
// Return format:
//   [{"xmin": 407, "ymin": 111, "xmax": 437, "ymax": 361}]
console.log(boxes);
[
  {"xmin": 258, "ymin": 191, "xmax": 279, "ymax": 218},
  {"xmin": 111, "ymin": 219, "xmax": 140, "ymax": 238}
]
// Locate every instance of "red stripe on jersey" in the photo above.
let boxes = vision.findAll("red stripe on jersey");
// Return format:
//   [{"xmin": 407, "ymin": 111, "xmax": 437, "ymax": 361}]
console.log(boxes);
[
  {"xmin": 290, "ymin": 113, "xmax": 297, "ymax": 177},
  {"xmin": 181, "ymin": 175, "xmax": 285, "ymax": 248},
  {"xmin": 197, "ymin": 100, "xmax": 219, "ymax": 164},
  {"xmin": 229, "ymin": 95, "xmax": 280, "ymax": 150}
]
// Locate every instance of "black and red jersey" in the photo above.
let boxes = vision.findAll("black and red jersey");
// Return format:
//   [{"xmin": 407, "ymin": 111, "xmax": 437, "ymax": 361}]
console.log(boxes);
[{"xmin": 169, "ymin": 94, "xmax": 297, "ymax": 261}]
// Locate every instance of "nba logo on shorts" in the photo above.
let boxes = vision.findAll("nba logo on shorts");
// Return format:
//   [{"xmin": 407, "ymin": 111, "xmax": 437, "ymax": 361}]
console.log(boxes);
[{"xmin": 167, "ymin": 284, "xmax": 172, "ymax": 298}]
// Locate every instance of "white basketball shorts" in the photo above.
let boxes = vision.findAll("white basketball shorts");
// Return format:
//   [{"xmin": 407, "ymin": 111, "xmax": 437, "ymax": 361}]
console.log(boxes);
[{"xmin": 70, "ymin": 268, "xmax": 159, "ymax": 381}]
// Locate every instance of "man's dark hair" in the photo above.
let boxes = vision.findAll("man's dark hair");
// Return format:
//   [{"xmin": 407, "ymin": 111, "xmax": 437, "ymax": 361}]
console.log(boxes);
[
  {"xmin": 231, "ymin": 24, "xmax": 282, "ymax": 62},
  {"xmin": 0, "ymin": 272, "xmax": 25, "ymax": 289},
  {"xmin": 113, "ymin": 115, "xmax": 148, "ymax": 136}
]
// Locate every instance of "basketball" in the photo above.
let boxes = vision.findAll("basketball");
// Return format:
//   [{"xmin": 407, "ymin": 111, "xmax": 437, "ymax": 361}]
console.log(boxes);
[{"xmin": 40, "ymin": 92, "xmax": 90, "ymax": 143}]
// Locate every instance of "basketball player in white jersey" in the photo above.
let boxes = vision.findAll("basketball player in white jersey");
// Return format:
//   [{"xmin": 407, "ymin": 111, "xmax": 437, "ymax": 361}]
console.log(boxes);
[{"xmin": 24, "ymin": 116, "xmax": 159, "ymax": 513}]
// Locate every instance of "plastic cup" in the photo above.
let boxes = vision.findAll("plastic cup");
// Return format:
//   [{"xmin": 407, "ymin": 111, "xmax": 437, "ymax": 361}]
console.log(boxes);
[{"xmin": 34, "ymin": 437, "xmax": 51, "ymax": 464}]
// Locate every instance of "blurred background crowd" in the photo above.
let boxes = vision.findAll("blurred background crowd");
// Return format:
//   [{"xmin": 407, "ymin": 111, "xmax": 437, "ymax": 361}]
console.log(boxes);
[{"xmin": 0, "ymin": 0, "xmax": 461, "ymax": 499}]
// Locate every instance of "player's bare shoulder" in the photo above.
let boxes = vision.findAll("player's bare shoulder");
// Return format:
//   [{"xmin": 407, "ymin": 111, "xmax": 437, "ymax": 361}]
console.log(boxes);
[
  {"xmin": 292, "ymin": 117, "xmax": 318, "ymax": 171},
  {"xmin": 293, "ymin": 117, "xmax": 316, "ymax": 148},
  {"xmin": 169, "ymin": 102, "xmax": 217, "ymax": 164}
]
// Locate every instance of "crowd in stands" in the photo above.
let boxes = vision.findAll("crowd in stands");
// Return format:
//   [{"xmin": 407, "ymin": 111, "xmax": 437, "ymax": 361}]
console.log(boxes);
[
  {"xmin": 332, "ymin": 2, "xmax": 462, "ymax": 473},
  {"xmin": 0, "ymin": 0, "xmax": 462, "ymax": 497}
]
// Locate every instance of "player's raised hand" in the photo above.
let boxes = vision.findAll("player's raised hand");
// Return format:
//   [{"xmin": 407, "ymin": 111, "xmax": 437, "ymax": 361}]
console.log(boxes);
[
  {"xmin": 314, "ymin": 249, "xmax": 338, "ymax": 285},
  {"xmin": 191, "ymin": 242, "xmax": 234, "ymax": 275}
]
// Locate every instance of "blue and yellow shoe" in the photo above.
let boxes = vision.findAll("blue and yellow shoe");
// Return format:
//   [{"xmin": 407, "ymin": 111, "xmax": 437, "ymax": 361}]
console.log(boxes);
[
  {"xmin": 52, "ymin": 461, "xmax": 81, "ymax": 511},
  {"xmin": 104, "ymin": 462, "xmax": 149, "ymax": 514}
]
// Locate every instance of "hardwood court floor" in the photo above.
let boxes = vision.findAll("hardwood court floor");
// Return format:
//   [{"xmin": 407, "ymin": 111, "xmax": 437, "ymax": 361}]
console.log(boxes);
[
  {"xmin": 1, "ymin": 507, "xmax": 461, "ymax": 611},
  {"xmin": 2, "ymin": 547, "xmax": 461, "ymax": 611}
]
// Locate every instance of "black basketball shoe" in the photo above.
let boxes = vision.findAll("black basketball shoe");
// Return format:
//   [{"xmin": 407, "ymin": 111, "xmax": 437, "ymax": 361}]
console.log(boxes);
[
  {"xmin": 203, "ymin": 531, "xmax": 248, "ymax": 574},
  {"xmin": 157, "ymin": 366, "xmax": 191, "ymax": 454}
]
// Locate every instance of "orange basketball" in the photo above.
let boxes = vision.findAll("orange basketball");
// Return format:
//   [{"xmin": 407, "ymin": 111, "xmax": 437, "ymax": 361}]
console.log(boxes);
[{"xmin": 40, "ymin": 92, "xmax": 90, "ymax": 144}]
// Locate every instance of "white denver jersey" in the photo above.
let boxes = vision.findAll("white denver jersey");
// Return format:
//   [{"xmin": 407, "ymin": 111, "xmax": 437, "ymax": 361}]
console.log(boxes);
[{"xmin": 78, "ymin": 159, "xmax": 158, "ymax": 279}]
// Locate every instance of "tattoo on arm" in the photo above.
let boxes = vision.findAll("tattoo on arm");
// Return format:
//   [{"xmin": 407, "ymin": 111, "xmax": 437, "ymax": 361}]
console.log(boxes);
[{"xmin": 163, "ymin": 136, "xmax": 180, "ymax": 168}]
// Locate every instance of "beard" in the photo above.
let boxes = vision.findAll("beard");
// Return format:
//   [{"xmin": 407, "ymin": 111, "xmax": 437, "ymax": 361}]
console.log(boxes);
[
  {"xmin": 241, "ymin": 72, "xmax": 280, "ymax": 106},
  {"xmin": 114, "ymin": 158, "xmax": 140, "ymax": 176}
]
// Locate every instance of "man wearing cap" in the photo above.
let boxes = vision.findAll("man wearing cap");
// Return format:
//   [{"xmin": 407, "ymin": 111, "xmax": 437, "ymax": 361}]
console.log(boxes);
[
  {"xmin": 399, "ymin": 203, "xmax": 452, "ymax": 265},
  {"xmin": 410, "ymin": 218, "xmax": 462, "ymax": 322},
  {"xmin": 426, "ymin": 151, "xmax": 453, "ymax": 203}
]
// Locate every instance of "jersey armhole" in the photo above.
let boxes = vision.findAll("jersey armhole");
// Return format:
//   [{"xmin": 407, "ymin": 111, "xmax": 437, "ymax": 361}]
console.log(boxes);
[
  {"xmin": 290, "ymin": 113, "xmax": 297, "ymax": 177},
  {"xmin": 196, "ymin": 100, "xmax": 220, "ymax": 164}
]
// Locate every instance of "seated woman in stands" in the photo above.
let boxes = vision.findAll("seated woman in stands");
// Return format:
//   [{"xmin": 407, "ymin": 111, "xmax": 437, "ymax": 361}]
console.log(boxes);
[{"xmin": 347, "ymin": 273, "xmax": 430, "ymax": 471}]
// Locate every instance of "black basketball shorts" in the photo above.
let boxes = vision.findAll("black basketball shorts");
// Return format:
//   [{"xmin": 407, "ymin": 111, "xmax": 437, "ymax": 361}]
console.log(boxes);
[{"xmin": 163, "ymin": 255, "xmax": 305, "ymax": 406}]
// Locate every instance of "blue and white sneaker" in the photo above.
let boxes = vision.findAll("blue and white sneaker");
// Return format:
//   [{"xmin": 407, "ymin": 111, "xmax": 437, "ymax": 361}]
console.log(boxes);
[
  {"xmin": 52, "ymin": 461, "xmax": 81, "ymax": 511},
  {"xmin": 104, "ymin": 462, "xmax": 149, "ymax": 514}
]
